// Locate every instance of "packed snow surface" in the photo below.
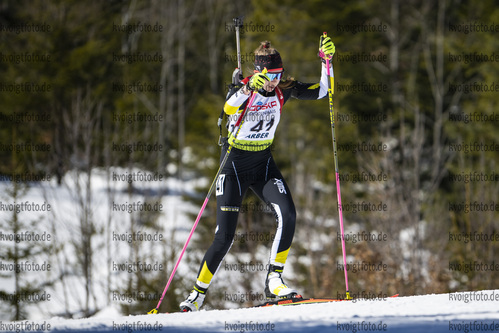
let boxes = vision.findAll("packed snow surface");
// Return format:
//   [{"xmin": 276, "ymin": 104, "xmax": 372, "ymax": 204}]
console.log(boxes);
[{"xmin": 2, "ymin": 290, "xmax": 498, "ymax": 332}]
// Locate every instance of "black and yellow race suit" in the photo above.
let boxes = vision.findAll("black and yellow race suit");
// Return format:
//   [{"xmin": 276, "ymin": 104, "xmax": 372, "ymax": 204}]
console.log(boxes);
[{"xmin": 193, "ymin": 64, "xmax": 332, "ymax": 292}]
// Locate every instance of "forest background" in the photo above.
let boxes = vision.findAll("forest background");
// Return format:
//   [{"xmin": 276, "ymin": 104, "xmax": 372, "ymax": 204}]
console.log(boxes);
[{"xmin": 0, "ymin": 0, "xmax": 498, "ymax": 319}]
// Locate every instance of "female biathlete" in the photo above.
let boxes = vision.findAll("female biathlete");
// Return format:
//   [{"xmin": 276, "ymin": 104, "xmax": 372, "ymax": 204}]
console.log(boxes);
[{"xmin": 180, "ymin": 35, "xmax": 335, "ymax": 311}]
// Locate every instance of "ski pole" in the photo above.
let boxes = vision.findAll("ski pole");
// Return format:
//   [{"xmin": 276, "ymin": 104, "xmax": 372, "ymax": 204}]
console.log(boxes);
[
  {"xmin": 148, "ymin": 89, "xmax": 259, "ymax": 314},
  {"xmin": 321, "ymin": 32, "xmax": 352, "ymax": 300}
]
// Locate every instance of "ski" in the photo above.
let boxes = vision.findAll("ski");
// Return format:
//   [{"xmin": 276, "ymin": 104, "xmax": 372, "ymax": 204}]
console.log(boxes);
[
  {"xmin": 170, "ymin": 294, "xmax": 399, "ymax": 312},
  {"xmin": 255, "ymin": 295, "xmax": 345, "ymax": 307},
  {"xmin": 255, "ymin": 294, "xmax": 399, "ymax": 308}
]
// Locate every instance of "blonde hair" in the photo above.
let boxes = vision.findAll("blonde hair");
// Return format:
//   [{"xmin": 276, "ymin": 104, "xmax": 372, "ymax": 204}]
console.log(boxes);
[{"xmin": 254, "ymin": 41, "xmax": 277, "ymax": 56}]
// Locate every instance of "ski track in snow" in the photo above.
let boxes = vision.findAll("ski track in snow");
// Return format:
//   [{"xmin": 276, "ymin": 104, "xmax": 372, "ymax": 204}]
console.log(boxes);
[{"xmin": 2, "ymin": 290, "xmax": 498, "ymax": 332}]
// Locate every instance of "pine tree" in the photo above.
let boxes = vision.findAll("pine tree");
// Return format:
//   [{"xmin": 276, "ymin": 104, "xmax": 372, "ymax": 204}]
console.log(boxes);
[{"xmin": 0, "ymin": 181, "xmax": 52, "ymax": 321}]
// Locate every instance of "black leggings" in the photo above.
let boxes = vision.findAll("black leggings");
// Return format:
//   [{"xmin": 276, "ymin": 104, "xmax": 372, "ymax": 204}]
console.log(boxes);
[{"xmin": 194, "ymin": 147, "xmax": 296, "ymax": 289}]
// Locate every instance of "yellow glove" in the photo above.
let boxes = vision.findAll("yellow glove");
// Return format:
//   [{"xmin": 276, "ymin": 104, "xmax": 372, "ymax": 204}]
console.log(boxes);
[
  {"xmin": 248, "ymin": 68, "xmax": 269, "ymax": 91},
  {"xmin": 319, "ymin": 34, "xmax": 335, "ymax": 59}
]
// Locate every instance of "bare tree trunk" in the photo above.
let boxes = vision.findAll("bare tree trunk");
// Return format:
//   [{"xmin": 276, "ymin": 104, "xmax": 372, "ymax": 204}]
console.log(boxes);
[
  {"xmin": 178, "ymin": 0, "xmax": 186, "ymax": 183},
  {"xmin": 176, "ymin": 0, "xmax": 202, "ymax": 182},
  {"xmin": 62, "ymin": 86, "xmax": 103, "ymax": 317},
  {"xmin": 423, "ymin": 0, "xmax": 446, "ymax": 186},
  {"xmin": 205, "ymin": 0, "xmax": 229, "ymax": 94},
  {"xmin": 157, "ymin": 0, "xmax": 177, "ymax": 175}
]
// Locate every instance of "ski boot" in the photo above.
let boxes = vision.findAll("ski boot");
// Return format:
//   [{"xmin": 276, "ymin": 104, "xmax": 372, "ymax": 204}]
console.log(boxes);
[
  {"xmin": 179, "ymin": 285, "xmax": 206, "ymax": 312},
  {"xmin": 264, "ymin": 264, "xmax": 299, "ymax": 300}
]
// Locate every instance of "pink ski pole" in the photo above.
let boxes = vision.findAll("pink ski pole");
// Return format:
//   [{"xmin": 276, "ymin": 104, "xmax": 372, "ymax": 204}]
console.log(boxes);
[
  {"xmin": 148, "ymin": 91, "xmax": 258, "ymax": 314},
  {"xmin": 322, "ymin": 32, "xmax": 351, "ymax": 300}
]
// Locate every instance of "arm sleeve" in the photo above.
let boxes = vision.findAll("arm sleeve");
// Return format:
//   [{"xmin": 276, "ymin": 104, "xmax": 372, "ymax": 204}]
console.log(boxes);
[
  {"xmin": 285, "ymin": 63, "xmax": 333, "ymax": 101},
  {"xmin": 223, "ymin": 87, "xmax": 250, "ymax": 115}
]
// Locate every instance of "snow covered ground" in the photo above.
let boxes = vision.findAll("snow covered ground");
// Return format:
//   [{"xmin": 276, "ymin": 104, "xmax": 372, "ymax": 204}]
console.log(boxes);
[
  {"xmin": 0, "ymin": 168, "xmax": 205, "ymax": 321},
  {"xmin": 1, "ymin": 171, "xmax": 498, "ymax": 332},
  {"xmin": 2, "ymin": 290, "xmax": 498, "ymax": 332}
]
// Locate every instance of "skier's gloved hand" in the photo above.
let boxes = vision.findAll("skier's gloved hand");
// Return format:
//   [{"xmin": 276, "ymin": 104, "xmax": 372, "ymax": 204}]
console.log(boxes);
[
  {"xmin": 247, "ymin": 68, "xmax": 269, "ymax": 91},
  {"xmin": 319, "ymin": 34, "xmax": 335, "ymax": 62}
]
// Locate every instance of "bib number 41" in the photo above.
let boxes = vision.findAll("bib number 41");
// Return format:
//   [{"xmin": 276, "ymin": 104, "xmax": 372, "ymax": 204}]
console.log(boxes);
[{"xmin": 250, "ymin": 117, "xmax": 274, "ymax": 132}]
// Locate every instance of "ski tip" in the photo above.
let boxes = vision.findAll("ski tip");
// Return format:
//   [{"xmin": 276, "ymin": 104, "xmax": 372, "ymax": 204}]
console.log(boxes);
[{"xmin": 147, "ymin": 308, "xmax": 158, "ymax": 314}]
